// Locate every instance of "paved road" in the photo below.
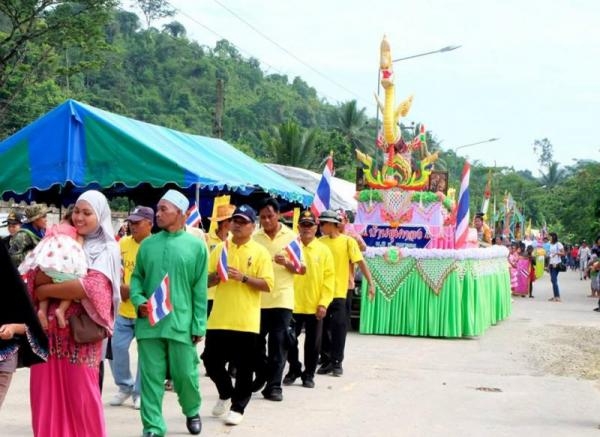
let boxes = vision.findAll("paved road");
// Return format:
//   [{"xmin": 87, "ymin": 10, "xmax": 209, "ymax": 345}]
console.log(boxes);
[{"xmin": 2, "ymin": 269, "xmax": 599, "ymax": 436}]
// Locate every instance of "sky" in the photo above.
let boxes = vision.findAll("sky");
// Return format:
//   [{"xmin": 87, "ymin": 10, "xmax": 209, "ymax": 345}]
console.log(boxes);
[{"xmin": 153, "ymin": 0, "xmax": 599, "ymax": 175}]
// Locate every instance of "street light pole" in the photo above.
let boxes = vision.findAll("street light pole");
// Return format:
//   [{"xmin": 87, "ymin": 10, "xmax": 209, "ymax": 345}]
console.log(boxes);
[
  {"xmin": 454, "ymin": 137, "xmax": 500, "ymax": 153},
  {"xmin": 392, "ymin": 45, "xmax": 462, "ymax": 63}
]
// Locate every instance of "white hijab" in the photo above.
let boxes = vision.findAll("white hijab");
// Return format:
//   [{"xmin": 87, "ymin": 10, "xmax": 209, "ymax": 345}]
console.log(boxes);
[{"xmin": 76, "ymin": 190, "xmax": 121, "ymax": 316}]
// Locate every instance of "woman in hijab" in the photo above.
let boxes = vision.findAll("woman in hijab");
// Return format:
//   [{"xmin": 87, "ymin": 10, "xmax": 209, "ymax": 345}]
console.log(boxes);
[
  {"xmin": 0, "ymin": 241, "xmax": 48, "ymax": 409},
  {"xmin": 27, "ymin": 190, "xmax": 121, "ymax": 437}
]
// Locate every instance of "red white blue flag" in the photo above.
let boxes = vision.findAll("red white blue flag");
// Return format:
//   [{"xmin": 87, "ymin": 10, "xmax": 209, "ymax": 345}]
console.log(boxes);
[
  {"xmin": 186, "ymin": 203, "xmax": 201, "ymax": 227},
  {"xmin": 310, "ymin": 153, "xmax": 333, "ymax": 217},
  {"xmin": 285, "ymin": 238, "xmax": 303, "ymax": 272},
  {"xmin": 217, "ymin": 240, "xmax": 228, "ymax": 282},
  {"xmin": 454, "ymin": 162, "xmax": 471, "ymax": 249},
  {"xmin": 148, "ymin": 273, "xmax": 172, "ymax": 326}
]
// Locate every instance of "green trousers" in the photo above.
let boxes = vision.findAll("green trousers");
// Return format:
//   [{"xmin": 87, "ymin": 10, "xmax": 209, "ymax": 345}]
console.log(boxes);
[{"xmin": 138, "ymin": 338, "xmax": 201, "ymax": 436}]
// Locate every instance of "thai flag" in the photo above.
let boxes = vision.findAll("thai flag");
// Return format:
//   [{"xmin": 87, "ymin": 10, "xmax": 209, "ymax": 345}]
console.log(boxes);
[
  {"xmin": 186, "ymin": 203, "xmax": 201, "ymax": 227},
  {"xmin": 310, "ymin": 154, "xmax": 333, "ymax": 217},
  {"xmin": 454, "ymin": 162, "xmax": 471, "ymax": 249},
  {"xmin": 285, "ymin": 238, "xmax": 303, "ymax": 272},
  {"xmin": 217, "ymin": 241, "xmax": 228, "ymax": 282},
  {"xmin": 147, "ymin": 273, "xmax": 172, "ymax": 326}
]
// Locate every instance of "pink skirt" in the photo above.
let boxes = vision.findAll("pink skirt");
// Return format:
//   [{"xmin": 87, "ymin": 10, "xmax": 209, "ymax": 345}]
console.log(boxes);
[{"xmin": 30, "ymin": 358, "xmax": 106, "ymax": 437}]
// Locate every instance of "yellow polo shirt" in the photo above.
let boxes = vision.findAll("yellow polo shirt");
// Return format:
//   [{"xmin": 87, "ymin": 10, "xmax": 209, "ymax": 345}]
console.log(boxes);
[
  {"xmin": 207, "ymin": 239, "xmax": 274, "ymax": 333},
  {"xmin": 206, "ymin": 229, "xmax": 230, "ymax": 300},
  {"xmin": 253, "ymin": 224, "xmax": 297, "ymax": 310},
  {"xmin": 119, "ymin": 236, "xmax": 139, "ymax": 318},
  {"xmin": 293, "ymin": 238, "xmax": 334, "ymax": 314},
  {"xmin": 320, "ymin": 234, "xmax": 363, "ymax": 299}
]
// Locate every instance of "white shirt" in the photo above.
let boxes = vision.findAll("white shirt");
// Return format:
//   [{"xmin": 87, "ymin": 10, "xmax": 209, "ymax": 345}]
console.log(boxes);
[{"xmin": 549, "ymin": 242, "xmax": 564, "ymax": 266}]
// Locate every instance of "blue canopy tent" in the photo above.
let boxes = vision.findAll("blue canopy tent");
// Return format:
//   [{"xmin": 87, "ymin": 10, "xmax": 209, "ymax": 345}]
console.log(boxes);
[{"xmin": 0, "ymin": 100, "xmax": 313, "ymax": 213}]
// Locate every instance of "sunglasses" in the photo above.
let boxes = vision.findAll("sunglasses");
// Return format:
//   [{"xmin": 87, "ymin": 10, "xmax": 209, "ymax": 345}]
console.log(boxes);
[{"xmin": 299, "ymin": 222, "xmax": 315, "ymax": 228}]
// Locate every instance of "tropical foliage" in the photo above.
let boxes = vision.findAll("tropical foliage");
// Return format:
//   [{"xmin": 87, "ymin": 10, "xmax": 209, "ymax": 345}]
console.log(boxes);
[{"xmin": 0, "ymin": 4, "xmax": 598, "ymax": 243}]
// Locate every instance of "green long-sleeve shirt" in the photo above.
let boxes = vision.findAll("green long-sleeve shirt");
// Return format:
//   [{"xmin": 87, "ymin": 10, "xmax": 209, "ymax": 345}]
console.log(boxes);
[{"xmin": 130, "ymin": 229, "xmax": 208, "ymax": 344}]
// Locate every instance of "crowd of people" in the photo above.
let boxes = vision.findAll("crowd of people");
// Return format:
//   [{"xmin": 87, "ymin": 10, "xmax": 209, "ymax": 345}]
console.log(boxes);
[{"xmin": 0, "ymin": 190, "xmax": 376, "ymax": 437}]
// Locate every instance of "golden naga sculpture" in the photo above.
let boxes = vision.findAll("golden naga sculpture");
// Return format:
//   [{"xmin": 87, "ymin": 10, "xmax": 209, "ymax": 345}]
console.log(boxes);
[{"xmin": 356, "ymin": 35, "xmax": 438, "ymax": 190}]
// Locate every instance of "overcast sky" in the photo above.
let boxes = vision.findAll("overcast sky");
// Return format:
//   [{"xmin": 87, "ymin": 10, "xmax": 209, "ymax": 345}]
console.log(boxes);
[{"xmin": 156, "ymin": 0, "xmax": 599, "ymax": 174}]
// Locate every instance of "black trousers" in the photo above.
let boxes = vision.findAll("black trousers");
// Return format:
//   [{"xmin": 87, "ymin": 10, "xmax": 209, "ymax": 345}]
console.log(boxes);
[
  {"xmin": 320, "ymin": 297, "xmax": 348, "ymax": 365},
  {"xmin": 203, "ymin": 330, "xmax": 257, "ymax": 414},
  {"xmin": 255, "ymin": 308, "xmax": 292, "ymax": 394},
  {"xmin": 287, "ymin": 313, "xmax": 323, "ymax": 379}
]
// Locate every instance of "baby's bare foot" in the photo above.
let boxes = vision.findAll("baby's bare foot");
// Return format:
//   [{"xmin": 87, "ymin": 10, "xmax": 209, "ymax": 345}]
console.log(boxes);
[
  {"xmin": 37, "ymin": 310, "xmax": 48, "ymax": 331},
  {"xmin": 55, "ymin": 308, "xmax": 67, "ymax": 329}
]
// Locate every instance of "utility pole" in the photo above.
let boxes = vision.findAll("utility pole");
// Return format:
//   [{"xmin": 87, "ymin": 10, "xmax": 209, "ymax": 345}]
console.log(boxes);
[{"xmin": 212, "ymin": 79, "xmax": 224, "ymax": 138}]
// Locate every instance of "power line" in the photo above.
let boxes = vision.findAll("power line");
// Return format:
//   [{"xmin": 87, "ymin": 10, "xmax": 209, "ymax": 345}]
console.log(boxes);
[{"xmin": 207, "ymin": 0, "xmax": 372, "ymax": 108}]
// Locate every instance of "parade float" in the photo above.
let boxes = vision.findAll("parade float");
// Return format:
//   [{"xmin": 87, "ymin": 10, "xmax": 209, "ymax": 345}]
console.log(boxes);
[{"xmin": 351, "ymin": 37, "xmax": 511, "ymax": 337}]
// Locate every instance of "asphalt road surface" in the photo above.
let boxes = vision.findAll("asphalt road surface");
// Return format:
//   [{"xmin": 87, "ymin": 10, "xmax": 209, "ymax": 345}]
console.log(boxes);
[{"xmin": 2, "ymin": 269, "xmax": 599, "ymax": 436}]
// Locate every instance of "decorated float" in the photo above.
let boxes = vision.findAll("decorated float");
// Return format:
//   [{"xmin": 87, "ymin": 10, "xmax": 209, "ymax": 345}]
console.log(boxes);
[{"xmin": 351, "ymin": 36, "xmax": 511, "ymax": 337}]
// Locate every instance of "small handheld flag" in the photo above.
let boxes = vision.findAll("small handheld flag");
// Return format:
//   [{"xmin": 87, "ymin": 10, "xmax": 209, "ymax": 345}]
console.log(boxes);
[
  {"xmin": 454, "ymin": 162, "xmax": 471, "ymax": 249},
  {"xmin": 285, "ymin": 238, "xmax": 303, "ymax": 272},
  {"xmin": 186, "ymin": 203, "xmax": 202, "ymax": 228},
  {"xmin": 310, "ymin": 153, "xmax": 334, "ymax": 217},
  {"xmin": 217, "ymin": 241, "xmax": 229, "ymax": 282},
  {"xmin": 147, "ymin": 274, "xmax": 172, "ymax": 326}
]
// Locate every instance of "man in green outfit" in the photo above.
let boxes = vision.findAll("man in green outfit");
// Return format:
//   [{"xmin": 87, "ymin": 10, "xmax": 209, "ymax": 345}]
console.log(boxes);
[{"xmin": 130, "ymin": 189, "xmax": 208, "ymax": 437}]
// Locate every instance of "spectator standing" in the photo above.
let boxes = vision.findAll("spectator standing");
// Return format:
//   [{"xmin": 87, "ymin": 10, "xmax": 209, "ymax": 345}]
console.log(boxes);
[
  {"xmin": 9, "ymin": 204, "xmax": 48, "ymax": 267},
  {"xmin": 1, "ymin": 211, "xmax": 23, "ymax": 251},
  {"xmin": 579, "ymin": 241, "xmax": 591, "ymax": 280},
  {"xmin": 204, "ymin": 205, "xmax": 274, "ymax": 426},
  {"xmin": 547, "ymin": 232, "xmax": 565, "ymax": 302},
  {"xmin": 109, "ymin": 206, "xmax": 154, "ymax": 410},
  {"xmin": 0, "ymin": 241, "xmax": 48, "ymax": 409},
  {"xmin": 130, "ymin": 190, "xmax": 208, "ymax": 437},
  {"xmin": 284, "ymin": 210, "xmax": 334, "ymax": 389},
  {"xmin": 252, "ymin": 198, "xmax": 305, "ymax": 402}
]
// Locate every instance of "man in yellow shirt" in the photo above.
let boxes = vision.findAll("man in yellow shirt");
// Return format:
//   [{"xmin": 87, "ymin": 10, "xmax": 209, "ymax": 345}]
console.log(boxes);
[
  {"xmin": 204, "ymin": 205, "xmax": 274, "ymax": 426},
  {"xmin": 109, "ymin": 205, "xmax": 154, "ymax": 410},
  {"xmin": 283, "ymin": 210, "xmax": 334, "ymax": 388},
  {"xmin": 253, "ymin": 198, "xmax": 305, "ymax": 402},
  {"xmin": 205, "ymin": 204, "xmax": 235, "ymax": 315},
  {"xmin": 317, "ymin": 209, "xmax": 375, "ymax": 377}
]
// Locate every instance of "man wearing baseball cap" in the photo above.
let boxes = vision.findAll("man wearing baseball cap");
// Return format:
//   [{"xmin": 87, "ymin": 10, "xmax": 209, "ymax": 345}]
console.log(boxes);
[
  {"xmin": 284, "ymin": 210, "xmax": 334, "ymax": 388},
  {"xmin": 109, "ymin": 206, "xmax": 154, "ymax": 410},
  {"xmin": 130, "ymin": 190, "xmax": 208, "ymax": 436},
  {"xmin": 204, "ymin": 204, "xmax": 275, "ymax": 426},
  {"xmin": 317, "ymin": 209, "xmax": 375, "ymax": 377},
  {"xmin": 9, "ymin": 204, "xmax": 48, "ymax": 267},
  {"xmin": 1, "ymin": 211, "xmax": 23, "ymax": 251}
]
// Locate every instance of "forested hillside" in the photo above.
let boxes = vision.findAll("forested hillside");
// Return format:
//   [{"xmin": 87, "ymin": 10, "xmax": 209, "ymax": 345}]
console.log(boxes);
[{"xmin": 0, "ymin": 1, "xmax": 598, "ymax": 242}]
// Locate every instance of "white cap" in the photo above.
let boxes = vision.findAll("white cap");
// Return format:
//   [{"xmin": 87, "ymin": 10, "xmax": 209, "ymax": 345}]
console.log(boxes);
[{"xmin": 160, "ymin": 189, "xmax": 189, "ymax": 213}]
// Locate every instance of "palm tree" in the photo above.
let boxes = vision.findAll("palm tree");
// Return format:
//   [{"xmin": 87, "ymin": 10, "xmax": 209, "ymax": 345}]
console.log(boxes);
[
  {"xmin": 335, "ymin": 100, "xmax": 372, "ymax": 153},
  {"xmin": 539, "ymin": 162, "xmax": 567, "ymax": 188},
  {"xmin": 260, "ymin": 120, "xmax": 319, "ymax": 168}
]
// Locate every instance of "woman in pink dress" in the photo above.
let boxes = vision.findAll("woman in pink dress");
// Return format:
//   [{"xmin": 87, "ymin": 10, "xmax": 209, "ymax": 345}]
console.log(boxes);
[{"xmin": 27, "ymin": 190, "xmax": 121, "ymax": 437}]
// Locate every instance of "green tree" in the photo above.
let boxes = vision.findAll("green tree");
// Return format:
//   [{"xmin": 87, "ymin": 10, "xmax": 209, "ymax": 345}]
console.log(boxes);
[
  {"xmin": 259, "ymin": 121, "xmax": 319, "ymax": 168},
  {"xmin": 133, "ymin": 0, "xmax": 175, "ymax": 28}
]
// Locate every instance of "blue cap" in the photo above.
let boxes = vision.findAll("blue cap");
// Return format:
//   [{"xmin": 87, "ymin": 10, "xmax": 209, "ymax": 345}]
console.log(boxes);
[{"xmin": 232, "ymin": 204, "xmax": 256, "ymax": 223}]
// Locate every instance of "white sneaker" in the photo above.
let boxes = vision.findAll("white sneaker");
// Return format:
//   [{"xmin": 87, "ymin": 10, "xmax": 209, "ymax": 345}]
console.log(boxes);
[
  {"xmin": 224, "ymin": 410, "xmax": 243, "ymax": 426},
  {"xmin": 132, "ymin": 396, "xmax": 141, "ymax": 410},
  {"xmin": 211, "ymin": 398, "xmax": 231, "ymax": 417},
  {"xmin": 109, "ymin": 391, "xmax": 131, "ymax": 406}
]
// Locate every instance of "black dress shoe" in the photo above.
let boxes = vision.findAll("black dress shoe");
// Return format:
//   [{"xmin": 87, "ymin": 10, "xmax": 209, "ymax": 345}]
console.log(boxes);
[
  {"xmin": 261, "ymin": 388, "xmax": 283, "ymax": 401},
  {"xmin": 186, "ymin": 414, "xmax": 202, "ymax": 435}
]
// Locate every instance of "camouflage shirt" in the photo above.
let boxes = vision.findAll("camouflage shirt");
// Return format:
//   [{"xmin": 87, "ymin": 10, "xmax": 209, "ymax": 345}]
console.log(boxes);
[{"xmin": 8, "ymin": 228, "xmax": 41, "ymax": 267}]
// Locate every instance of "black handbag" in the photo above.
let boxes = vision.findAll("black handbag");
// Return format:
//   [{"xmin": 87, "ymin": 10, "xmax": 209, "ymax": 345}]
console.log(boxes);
[
  {"xmin": 556, "ymin": 262, "xmax": 567, "ymax": 272},
  {"xmin": 69, "ymin": 313, "xmax": 107, "ymax": 344}
]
